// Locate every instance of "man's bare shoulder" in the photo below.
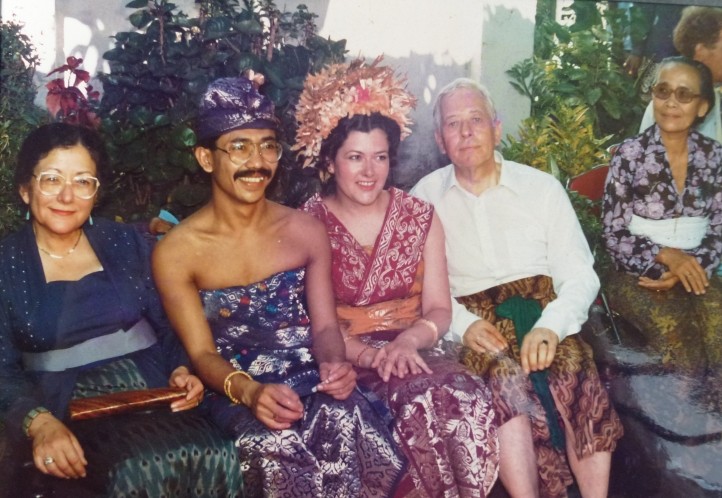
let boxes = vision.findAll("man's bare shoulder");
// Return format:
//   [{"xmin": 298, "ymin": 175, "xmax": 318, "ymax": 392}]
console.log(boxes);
[
  {"xmin": 274, "ymin": 204, "xmax": 327, "ymax": 241},
  {"xmin": 154, "ymin": 208, "xmax": 211, "ymax": 257}
]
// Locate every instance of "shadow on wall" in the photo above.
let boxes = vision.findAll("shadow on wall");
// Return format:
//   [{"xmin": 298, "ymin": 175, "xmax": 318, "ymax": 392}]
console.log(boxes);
[{"xmin": 31, "ymin": 0, "xmax": 145, "ymax": 107}]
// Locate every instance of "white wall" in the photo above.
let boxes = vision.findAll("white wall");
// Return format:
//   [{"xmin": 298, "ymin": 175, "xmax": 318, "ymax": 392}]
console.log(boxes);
[
  {"xmin": 2, "ymin": 0, "xmax": 197, "ymax": 105},
  {"xmin": 1, "ymin": 0, "xmax": 535, "ymax": 185}
]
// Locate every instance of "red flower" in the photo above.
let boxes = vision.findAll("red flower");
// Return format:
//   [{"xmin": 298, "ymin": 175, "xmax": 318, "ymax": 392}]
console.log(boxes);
[{"xmin": 355, "ymin": 84, "xmax": 371, "ymax": 103}]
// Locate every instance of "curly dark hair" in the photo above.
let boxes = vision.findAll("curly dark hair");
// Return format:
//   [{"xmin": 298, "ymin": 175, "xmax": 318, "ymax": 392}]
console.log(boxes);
[
  {"xmin": 673, "ymin": 7, "xmax": 722, "ymax": 58},
  {"xmin": 15, "ymin": 123, "xmax": 109, "ymax": 192},
  {"xmin": 317, "ymin": 113, "xmax": 401, "ymax": 195}
]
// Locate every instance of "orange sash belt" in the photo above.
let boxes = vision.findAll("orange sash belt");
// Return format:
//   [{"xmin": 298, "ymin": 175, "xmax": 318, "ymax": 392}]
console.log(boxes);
[{"xmin": 336, "ymin": 294, "xmax": 422, "ymax": 336}]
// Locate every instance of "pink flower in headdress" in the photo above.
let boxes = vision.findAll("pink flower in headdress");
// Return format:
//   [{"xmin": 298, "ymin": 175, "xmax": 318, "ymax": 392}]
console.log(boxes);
[{"xmin": 355, "ymin": 84, "xmax": 371, "ymax": 103}]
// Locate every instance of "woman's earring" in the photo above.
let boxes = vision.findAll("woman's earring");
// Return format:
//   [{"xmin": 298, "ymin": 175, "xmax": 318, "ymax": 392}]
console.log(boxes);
[
  {"xmin": 89, "ymin": 215, "xmax": 94, "ymax": 226},
  {"xmin": 25, "ymin": 210, "xmax": 30, "ymax": 221}
]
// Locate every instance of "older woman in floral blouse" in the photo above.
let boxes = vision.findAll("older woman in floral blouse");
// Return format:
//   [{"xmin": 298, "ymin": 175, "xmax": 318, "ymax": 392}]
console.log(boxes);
[
  {"xmin": 603, "ymin": 56, "xmax": 722, "ymax": 293},
  {"xmin": 601, "ymin": 56, "xmax": 722, "ymax": 492}
]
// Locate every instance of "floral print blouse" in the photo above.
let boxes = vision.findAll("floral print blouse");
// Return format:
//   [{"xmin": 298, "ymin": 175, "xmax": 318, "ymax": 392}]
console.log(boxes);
[{"xmin": 603, "ymin": 125, "xmax": 722, "ymax": 279}]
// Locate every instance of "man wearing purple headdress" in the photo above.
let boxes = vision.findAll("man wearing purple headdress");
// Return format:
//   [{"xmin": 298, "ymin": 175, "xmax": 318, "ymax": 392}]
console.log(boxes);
[{"xmin": 152, "ymin": 74, "xmax": 404, "ymax": 498}]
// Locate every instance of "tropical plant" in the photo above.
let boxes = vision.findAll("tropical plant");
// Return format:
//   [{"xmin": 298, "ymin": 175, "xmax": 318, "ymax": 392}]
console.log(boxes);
[
  {"xmin": 96, "ymin": 0, "xmax": 346, "ymax": 221},
  {"xmin": 0, "ymin": 20, "xmax": 47, "ymax": 238},
  {"xmin": 45, "ymin": 56, "xmax": 101, "ymax": 128},
  {"xmin": 502, "ymin": 104, "xmax": 612, "ymax": 182},
  {"xmin": 509, "ymin": 0, "xmax": 643, "ymax": 141}
]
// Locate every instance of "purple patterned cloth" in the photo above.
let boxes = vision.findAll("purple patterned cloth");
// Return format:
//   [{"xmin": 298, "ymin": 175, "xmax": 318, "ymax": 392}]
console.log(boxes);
[
  {"xmin": 196, "ymin": 76, "xmax": 278, "ymax": 141},
  {"xmin": 303, "ymin": 191, "xmax": 500, "ymax": 498},
  {"xmin": 603, "ymin": 125, "xmax": 722, "ymax": 278},
  {"xmin": 199, "ymin": 267, "xmax": 404, "ymax": 498}
]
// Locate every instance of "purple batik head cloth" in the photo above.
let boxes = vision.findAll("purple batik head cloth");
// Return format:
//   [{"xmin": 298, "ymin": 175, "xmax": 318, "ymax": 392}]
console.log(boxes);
[{"xmin": 196, "ymin": 74, "xmax": 279, "ymax": 142}]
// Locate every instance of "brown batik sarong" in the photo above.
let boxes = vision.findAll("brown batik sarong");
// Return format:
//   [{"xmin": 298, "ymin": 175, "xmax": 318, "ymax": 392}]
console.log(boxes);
[{"xmin": 457, "ymin": 275, "xmax": 623, "ymax": 498}]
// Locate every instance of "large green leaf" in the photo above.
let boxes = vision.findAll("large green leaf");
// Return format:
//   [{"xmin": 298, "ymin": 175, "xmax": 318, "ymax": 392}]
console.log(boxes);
[
  {"xmin": 263, "ymin": 62, "xmax": 286, "ymax": 88},
  {"xmin": 129, "ymin": 106, "xmax": 154, "ymax": 127},
  {"xmin": 586, "ymin": 88, "xmax": 602, "ymax": 105},
  {"xmin": 129, "ymin": 10, "xmax": 153, "ymax": 29},
  {"xmin": 170, "ymin": 126, "xmax": 196, "ymax": 149},
  {"xmin": 116, "ymin": 127, "xmax": 141, "ymax": 145},
  {"xmin": 203, "ymin": 16, "xmax": 233, "ymax": 40},
  {"xmin": 235, "ymin": 19, "xmax": 263, "ymax": 35},
  {"xmin": 103, "ymin": 47, "xmax": 124, "ymax": 62},
  {"xmin": 153, "ymin": 114, "xmax": 171, "ymax": 127},
  {"xmin": 600, "ymin": 98, "xmax": 622, "ymax": 120}
]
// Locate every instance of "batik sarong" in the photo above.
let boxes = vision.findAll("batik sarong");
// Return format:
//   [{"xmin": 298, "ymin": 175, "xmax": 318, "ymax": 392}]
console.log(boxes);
[
  {"xmin": 457, "ymin": 275, "xmax": 624, "ymax": 498},
  {"xmin": 304, "ymin": 189, "xmax": 500, "ymax": 498},
  {"xmin": 199, "ymin": 267, "xmax": 404, "ymax": 498},
  {"xmin": 588, "ymin": 271, "xmax": 722, "ymax": 496}
]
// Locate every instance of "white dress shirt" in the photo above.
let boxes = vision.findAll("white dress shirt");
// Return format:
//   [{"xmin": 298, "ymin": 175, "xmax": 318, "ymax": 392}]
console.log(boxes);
[{"xmin": 411, "ymin": 152, "xmax": 600, "ymax": 343}]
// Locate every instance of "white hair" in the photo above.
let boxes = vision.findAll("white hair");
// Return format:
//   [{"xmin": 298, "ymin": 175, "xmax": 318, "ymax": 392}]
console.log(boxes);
[{"xmin": 432, "ymin": 78, "xmax": 498, "ymax": 132}]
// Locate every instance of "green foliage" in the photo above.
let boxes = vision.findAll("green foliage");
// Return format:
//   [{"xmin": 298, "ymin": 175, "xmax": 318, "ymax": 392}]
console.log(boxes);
[
  {"xmin": 506, "ymin": 3, "xmax": 643, "ymax": 141},
  {"xmin": 502, "ymin": 105, "xmax": 612, "ymax": 182},
  {"xmin": 0, "ymin": 21, "xmax": 48, "ymax": 238},
  {"xmin": 97, "ymin": 0, "xmax": 346, "ymax": 221}
]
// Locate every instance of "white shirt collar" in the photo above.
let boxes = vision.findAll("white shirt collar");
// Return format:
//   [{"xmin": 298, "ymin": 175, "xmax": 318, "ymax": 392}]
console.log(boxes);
[{"xmin": 443, "ymin": 150, "xmax": 523, "ymax": 197}]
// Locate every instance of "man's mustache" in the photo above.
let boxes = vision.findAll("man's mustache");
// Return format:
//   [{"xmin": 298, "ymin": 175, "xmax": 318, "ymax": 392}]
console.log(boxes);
[{"xmin": 233, "ymin": 168, "xmax": 273, "ymax": 180}]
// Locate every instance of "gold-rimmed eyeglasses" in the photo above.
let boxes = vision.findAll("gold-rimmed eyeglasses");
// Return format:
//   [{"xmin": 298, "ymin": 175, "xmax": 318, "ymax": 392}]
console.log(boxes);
[
  {"xmin": 651, "ymin": 84, "xmax": 701, "ymax": 104},
  {"xmin": 214, "ymin": 139, "xmax": 282, "ymax": 165},
  {"xmin": 33, "ymin": 172, "xmax": 100, "ymax": 199}
]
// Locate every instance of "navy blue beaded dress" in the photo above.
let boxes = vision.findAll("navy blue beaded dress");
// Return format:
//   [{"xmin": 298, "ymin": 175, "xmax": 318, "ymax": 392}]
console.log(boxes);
[{"xmin": 0, "ymin": 219, "xmax": 242, "ymax": 497}]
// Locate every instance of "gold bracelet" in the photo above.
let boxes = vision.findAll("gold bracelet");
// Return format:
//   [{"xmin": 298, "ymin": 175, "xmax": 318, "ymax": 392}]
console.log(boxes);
[
  {"xmin": 355, "ymin": 345, "xmax": 374, "ymax": 367},
  {"xmin": 416, "ymin": 318, "xmax": 439, "ymax": 342},
  {"xmin": 223, "ymin": 370, "xmax": 253, "ymax": 405}
]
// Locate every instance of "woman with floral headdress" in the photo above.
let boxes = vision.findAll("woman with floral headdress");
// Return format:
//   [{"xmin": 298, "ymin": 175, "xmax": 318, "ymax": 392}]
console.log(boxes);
[{"xmin": 298, "ymin": 57, "xmax": 500, "ymax": 497}]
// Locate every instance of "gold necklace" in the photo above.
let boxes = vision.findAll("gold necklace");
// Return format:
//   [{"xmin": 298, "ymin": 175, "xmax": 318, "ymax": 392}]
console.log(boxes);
[{"xmin": 36, "ymin": 229, "xmax": 83, "ymax": 259}]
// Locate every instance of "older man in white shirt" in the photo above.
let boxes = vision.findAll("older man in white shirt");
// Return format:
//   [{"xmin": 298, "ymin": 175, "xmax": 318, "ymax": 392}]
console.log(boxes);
[{"xmin": 411, "ymin": 79, "xmax": 623, "ymax": 498}]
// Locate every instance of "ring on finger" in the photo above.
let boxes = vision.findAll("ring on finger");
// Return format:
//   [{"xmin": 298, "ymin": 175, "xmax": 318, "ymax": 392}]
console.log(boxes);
[
  {"xmin": 44, "ymin": 456, "xmax": 54, "ymax": 465},
  {"xmin": 541, "ymin": 340, "xmax": 549, "ymax": 346}
]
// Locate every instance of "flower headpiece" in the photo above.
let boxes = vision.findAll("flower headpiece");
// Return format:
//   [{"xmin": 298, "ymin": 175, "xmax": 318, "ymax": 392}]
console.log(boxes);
[{"xmin": 293, "ymin": 56, "xmax": 417, "ymax": 168}]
